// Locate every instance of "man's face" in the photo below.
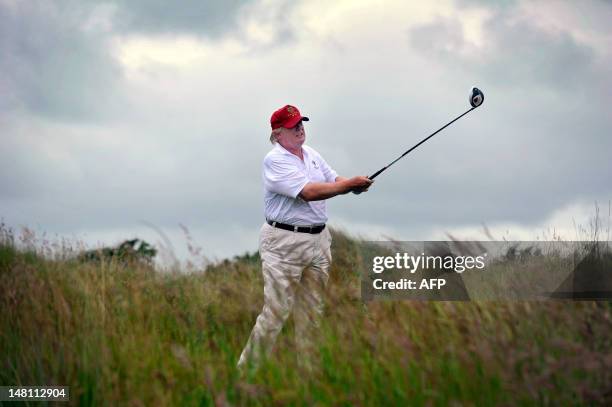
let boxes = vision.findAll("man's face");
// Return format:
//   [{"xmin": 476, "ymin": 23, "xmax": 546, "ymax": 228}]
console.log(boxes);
[{"xmin": 276, "ymin": 121, "xmax": 305, "ymax": 150}]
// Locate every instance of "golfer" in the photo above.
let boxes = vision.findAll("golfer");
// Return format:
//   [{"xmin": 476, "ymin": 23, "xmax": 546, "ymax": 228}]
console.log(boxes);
[{"xmin": 237, "ymin": 105, "xmax": 373, "ymax": 370}]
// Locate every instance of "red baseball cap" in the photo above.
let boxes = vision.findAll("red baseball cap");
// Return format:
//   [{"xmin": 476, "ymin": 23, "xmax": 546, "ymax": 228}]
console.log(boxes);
[{"xmin": 270, "ymin": 105, "xmax": 310, "ymax": 130}]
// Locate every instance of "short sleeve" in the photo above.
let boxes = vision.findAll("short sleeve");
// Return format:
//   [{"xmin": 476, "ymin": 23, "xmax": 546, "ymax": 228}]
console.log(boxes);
[
  {"xmin": 263, "ymin": 155, "xmax": 309, "ymax": 199},
  {"xmin": 319, "ymin": 156, "xmax": 338, "ymax": 183}
]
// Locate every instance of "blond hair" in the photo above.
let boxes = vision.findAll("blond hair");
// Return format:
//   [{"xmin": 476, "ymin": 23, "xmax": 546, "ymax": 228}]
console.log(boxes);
[{"xmin": 269, "ymin": 128, "xmax": 282, "ymax": 144}]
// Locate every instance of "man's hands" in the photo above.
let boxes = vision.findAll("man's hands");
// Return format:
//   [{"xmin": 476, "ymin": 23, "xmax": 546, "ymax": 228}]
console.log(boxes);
[
  {"xmin": 334, "ymin": 176, "xmax": 373, "ymax": 195},
  {"xmin": 346, "ymin": 176, "xmax": 373, "ymax": 195},
  {"xmin": 299, "ymin": 176, "xmax": 374, "ymax": 201}
]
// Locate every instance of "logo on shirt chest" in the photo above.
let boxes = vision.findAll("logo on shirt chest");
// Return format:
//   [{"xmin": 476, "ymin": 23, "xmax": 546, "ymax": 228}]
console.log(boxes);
[{"xmin": 311, "ymin": 160, "xmax": 319, "ymax": 169}]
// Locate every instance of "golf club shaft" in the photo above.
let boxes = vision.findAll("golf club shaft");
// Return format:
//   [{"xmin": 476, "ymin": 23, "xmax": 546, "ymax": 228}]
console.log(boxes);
[{"xmin": 368, "ymin": 106, "xmax": 476, "ymax": 180}]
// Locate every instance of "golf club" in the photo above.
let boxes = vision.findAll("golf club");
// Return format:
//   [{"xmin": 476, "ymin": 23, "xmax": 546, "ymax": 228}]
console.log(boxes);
[{"xmin": 366, "ymin": 87, "xmax": 484, "ymax": 181}]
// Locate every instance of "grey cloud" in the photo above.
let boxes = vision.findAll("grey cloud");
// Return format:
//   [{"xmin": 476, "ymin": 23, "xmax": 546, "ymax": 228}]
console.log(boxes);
[
  {"xmin": 313, "ymin": 46, "xmax": 611, "ymax": 234},
  {"xmin": 327, "ymin": 87, "xmax": 612, "ymax": 232},
  {"xmin": 454, "ymin": 0, "xmax": 518, "ymax": 9},
  {"xmin": 0, "ymin": 145, "xmax": 51, "ymax": 200},
  {"xmin": 0, "ymin": 0, "xmax": 293, "ymax": 122},
  {"xmin": 408, "ymin": 11, "xmax": 596, "ymax": 91},
  {"xmin": 105, "ymin": 0, "xmax": 301, "ymax": 55},
  {"xmin": 0, "ymin": 118, "xmax": 266, "ymax": 233},
  {"xmin": 481, "ymin": 21, "xmax": 594, "ymax": 89},
  {"xmin": 2, "ymin": 1, "xmax": 611, "ymax": 260},
  {"xmin": 400, "ymin": 2, "xmax": 612, "ymax": 230},
  {"xmin": 108, "ymin": 0, "xmax": 252, "ymax": 37},
  {"xmin": 0, "ymin": 1, "xmax": 124, "ymax": 121}
]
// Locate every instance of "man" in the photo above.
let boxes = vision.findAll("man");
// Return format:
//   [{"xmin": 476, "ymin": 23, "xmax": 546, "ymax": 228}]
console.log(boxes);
[{"xmin": 237, "ymin": 104, "xmax": 372, "ymax": 371}]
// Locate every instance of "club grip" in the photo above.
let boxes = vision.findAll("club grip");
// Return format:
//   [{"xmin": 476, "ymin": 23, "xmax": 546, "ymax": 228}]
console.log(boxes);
[{"xmin": 368, "ymin": 167, "xmax": 386, "ymax": 180}]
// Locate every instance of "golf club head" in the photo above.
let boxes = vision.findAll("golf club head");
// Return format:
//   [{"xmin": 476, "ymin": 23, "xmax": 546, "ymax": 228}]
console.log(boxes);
[{"xmin": 469, "ymin": 87, "xmax": 484, "ymax": 108}]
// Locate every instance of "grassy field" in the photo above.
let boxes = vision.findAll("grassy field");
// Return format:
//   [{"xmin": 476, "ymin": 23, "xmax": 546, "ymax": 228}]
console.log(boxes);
[{"xmin": 1, "ymin": 227, "xmax": 611, "ymax": 406}]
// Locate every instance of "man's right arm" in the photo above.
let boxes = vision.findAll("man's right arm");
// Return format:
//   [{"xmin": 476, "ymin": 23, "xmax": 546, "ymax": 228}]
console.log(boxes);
[{"xmin": 299, "ymin": 176, "xmax": 372, "ymax": 201}]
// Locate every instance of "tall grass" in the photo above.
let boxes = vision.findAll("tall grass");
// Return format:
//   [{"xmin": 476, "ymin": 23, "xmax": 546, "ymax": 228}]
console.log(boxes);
[{"xmin": 1, "ymin": 225, "xmax": 611, "ymax": 406}]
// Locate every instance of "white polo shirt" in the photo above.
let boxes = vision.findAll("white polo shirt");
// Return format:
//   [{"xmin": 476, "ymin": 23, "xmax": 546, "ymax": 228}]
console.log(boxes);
[{"xmin": 263, "ymin": 143, "xmax": 338, "ymax": 225}]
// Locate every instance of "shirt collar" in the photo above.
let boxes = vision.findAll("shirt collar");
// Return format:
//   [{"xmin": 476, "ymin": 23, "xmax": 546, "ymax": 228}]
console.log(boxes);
[{"xmin": 274, "ymin": 142, "xmax": 308, "ymax": 159}]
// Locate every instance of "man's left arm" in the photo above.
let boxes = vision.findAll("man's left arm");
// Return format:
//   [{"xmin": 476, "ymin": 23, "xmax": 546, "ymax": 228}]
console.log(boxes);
[{"xmin": 334, "ymin": 176, "xmax": 349, "ymax": 194}]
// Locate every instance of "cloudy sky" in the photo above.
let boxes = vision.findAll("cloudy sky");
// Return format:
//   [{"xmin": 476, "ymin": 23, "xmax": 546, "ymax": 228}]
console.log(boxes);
[{"xmin": 2, "ymin": 0, "xmax": 611, "ymax": 264}]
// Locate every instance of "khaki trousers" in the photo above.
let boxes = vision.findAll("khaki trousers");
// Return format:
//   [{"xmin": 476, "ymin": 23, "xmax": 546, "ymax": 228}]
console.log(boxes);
[{"xmin": 237, "ymin": 222, "xmax": 332, "ymax": 369}]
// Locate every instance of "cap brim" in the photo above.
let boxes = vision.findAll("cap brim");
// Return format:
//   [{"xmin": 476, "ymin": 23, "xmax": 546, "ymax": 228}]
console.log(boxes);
[{"xmin": 283, "ymin": 116, "xmax": 309, "ymax": 128}]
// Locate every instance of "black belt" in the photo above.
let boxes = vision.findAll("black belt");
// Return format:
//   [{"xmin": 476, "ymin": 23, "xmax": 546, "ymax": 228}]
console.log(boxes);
[{"xmin": 267, "ymin": 220, "xmax": 326, "ymax": 234}]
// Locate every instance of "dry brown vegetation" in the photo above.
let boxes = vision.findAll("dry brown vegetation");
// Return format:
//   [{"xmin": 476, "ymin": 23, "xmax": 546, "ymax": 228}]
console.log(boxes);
[{"xmin": 1, "ymin": 224, "xmax": 611, "ymax": 405}]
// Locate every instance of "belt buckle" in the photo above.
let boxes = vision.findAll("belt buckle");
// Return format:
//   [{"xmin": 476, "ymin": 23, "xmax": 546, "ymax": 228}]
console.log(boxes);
[{"xmin": 294, "ymin": 225, "xmax": 298, "ymax": 232}]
